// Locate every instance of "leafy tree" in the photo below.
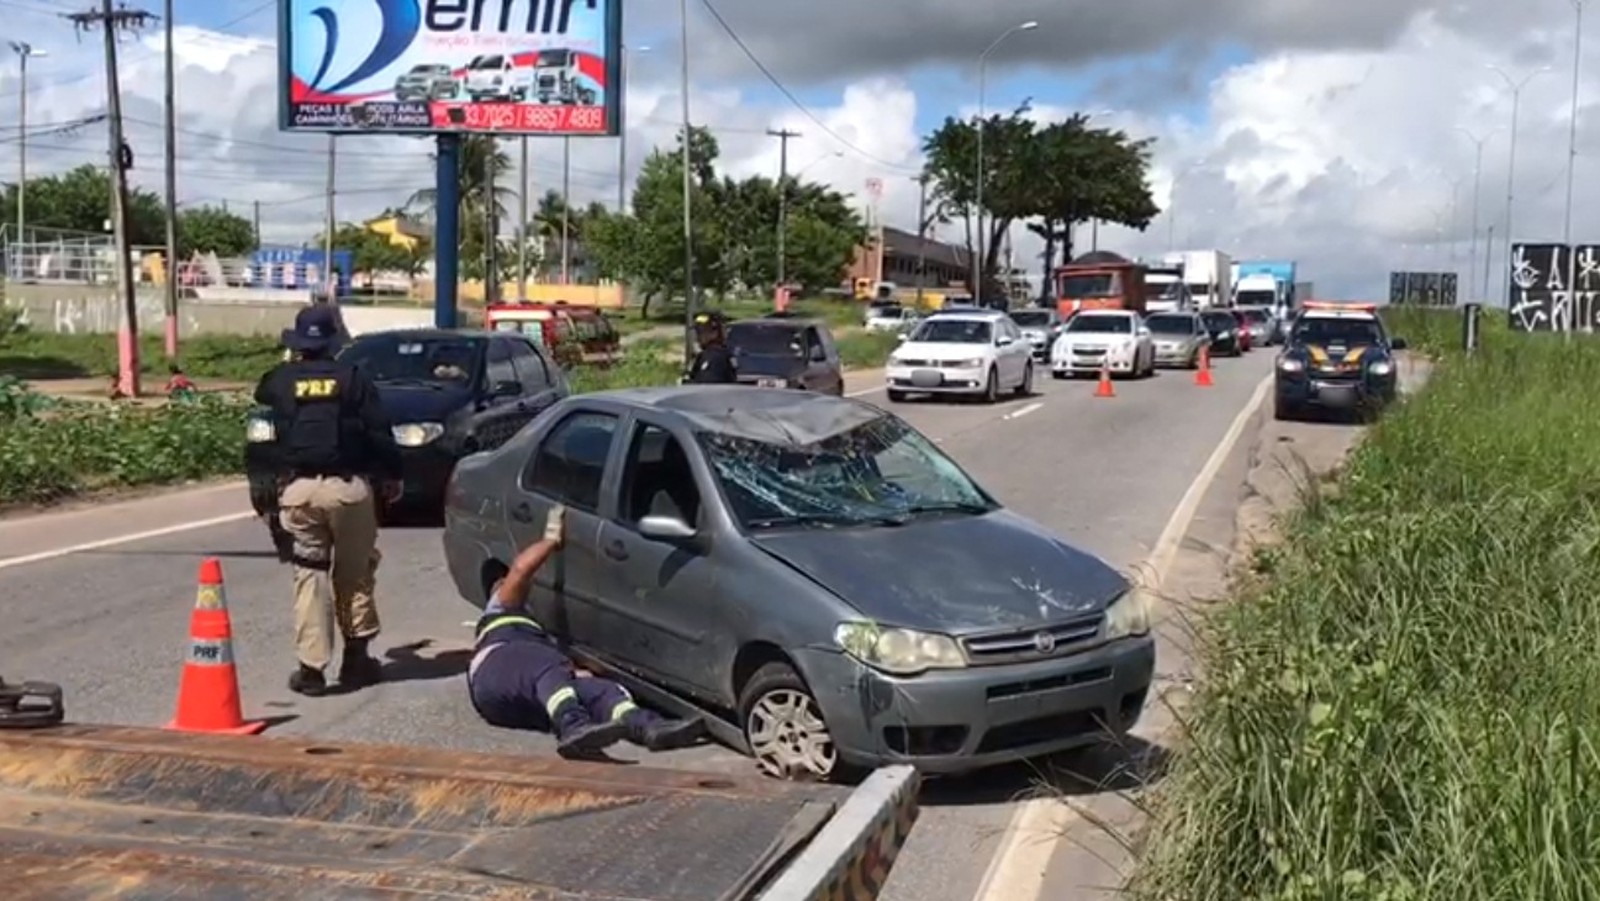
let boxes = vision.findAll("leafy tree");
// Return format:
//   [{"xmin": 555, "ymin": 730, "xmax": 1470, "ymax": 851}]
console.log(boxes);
[
  {"xmin": 922, "ymin": 102, "xmax": 1039, "ymax": 294},
  {"xmin": 0, "ymin": 165, "xmax": 165, "ymax": 245},
  {"xmin": 177, "ymin": 205, "xmax": 255, "ymax": 256}
]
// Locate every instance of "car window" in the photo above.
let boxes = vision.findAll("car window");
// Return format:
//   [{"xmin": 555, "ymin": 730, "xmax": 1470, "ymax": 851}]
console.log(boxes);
[
  {"xmin": 1065, "ymin": 315, "xmax": 1132, "ymax": 334},
  {"xmin": 911, "ymin": 318, "xmax": 992, "ymax": 343},
  {"xmin": 804, "ymin": 327, "xmax": 824, "ymax": 359},
  {"xmin": 485, "ymin": 339, "xmax": 517, "ymax": 387},
  {"xmin": 1009, "ymin": 311, "xmax": 1052, "ymax": 328},
  {"xmin": 508, "ymin": 340, "xmax": 550, "ymax": 391},
  {"xmin": 728, "ymin": 323, "xmax": 804, "ymax": 356},
  {"xmin": 341, "ymin": 335, "xmax": 482, "ymax": 385},
  {"xmin": 1293, "ymin": 318, "xmax": 1385, "ymax": 345},
  {"xmin": 700, "ymin": 414, "xmax": 995, "ymax": 529},
  {"xmin": 620, "ymin": 423, "xmax": 702, "ymax": 527},
  {"xmin": 1146, "ymin": 315, "xmax": 1198, "ymax": 334},
  {"xmin": 522, "ymin": 411, "xmax": 619, "ymax": 512}
]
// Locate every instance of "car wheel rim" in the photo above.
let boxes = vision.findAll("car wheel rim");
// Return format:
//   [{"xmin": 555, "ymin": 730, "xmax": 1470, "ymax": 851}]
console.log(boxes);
[{"xmin": 747, "ymin": 688, "xmax": 835, "ymax": 779}]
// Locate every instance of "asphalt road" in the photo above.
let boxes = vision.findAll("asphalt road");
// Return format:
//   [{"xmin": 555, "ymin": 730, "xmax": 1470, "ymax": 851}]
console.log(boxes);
[{"xmin": 0, "ymin": 348, "xmax": 1276, "ymax": 901}]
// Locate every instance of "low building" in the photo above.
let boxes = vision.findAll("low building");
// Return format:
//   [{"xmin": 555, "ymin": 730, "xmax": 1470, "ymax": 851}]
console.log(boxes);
[
  {"xmin": 849, "ymin": 226, "xmax": 972, "ymax": 290},
  {"xmin": 365, "ymin": 214, "xmax": 431, "ymax": 251}
]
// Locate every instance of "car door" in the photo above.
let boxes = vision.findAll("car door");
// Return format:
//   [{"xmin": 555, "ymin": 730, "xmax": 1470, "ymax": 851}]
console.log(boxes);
[
  {"xmin": 996, "ymin": 318, "xmax": 1025, "ymax": 382},
  {"xmin": 513, "ymin": 409, "xmax": 623, "ymax": 646},
  {"xmin": 814, "ymin": 325, "xmax": 845, "ymax": 394},
  {"xmin": 473, "ymin": 338, "xmax": 529, "ymax": 451},
  {"xmin": 589, "ymin": 416, "xmax": 727, "ymax": 701},
  {"xmin": 507, "ymin": 337, "xmax": 563, "ymax": 427}
]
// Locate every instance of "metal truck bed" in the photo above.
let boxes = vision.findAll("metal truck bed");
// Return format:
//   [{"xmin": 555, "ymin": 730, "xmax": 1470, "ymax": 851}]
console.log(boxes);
[{"xmin": 0, "ymin": 723, "xmax": 918, "ymax": 900}]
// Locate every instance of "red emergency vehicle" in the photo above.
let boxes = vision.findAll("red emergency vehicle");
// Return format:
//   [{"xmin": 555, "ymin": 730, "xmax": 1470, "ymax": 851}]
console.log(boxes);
[{"xmin": 483, "ymin": 301, "xmax": 621, "ymax": 366}]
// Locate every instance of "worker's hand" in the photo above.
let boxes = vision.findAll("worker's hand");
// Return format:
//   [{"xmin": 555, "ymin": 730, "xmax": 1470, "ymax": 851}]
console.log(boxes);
[{"xmin": 544, "ymin": 504, "xmax": 566, "ymax": 546}]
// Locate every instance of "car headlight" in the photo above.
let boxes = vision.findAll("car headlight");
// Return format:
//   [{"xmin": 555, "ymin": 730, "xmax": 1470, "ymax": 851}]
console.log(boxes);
[
  {"xmin": 1104, "ymin": 590, "xmax": 1151, "ymax": 640},
  {"xmin": 392, "ymin": 422, "xmax": 445, "ymax": 447},
  {"xmin": 1369, "ymin": 360, "xmax": 1393, "ymax": 376},
  {"xmin": 1278, "ymin": 357, "xmax": 1305, "ymax": 373},
  {"xmin": 834, "ymin": 621, "xmax": 966, "ymax": 676},
  {"xmin": 951, "ymin": 358, "xmax": 987, "ymax": 369},
  {"xmin": 245, "ymin": 417, "xmax": 275, "ymax": 443}
]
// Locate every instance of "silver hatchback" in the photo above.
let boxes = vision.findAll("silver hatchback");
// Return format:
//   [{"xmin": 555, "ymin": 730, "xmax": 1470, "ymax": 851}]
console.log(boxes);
[
  {"xmin": 443, "ymin": 387, "xmax": 1155, "ymax": 781},
  {"xmin": 1143, "ymin": 311, "xmax": 1210, "ymax": 368}
]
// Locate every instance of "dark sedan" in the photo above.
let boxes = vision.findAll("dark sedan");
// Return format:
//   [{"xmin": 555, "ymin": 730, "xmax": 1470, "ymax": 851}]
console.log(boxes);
[
  {"xmin": 246, "ymin": 329, "xmax": 569, "ymax": 527},
  {"xmin": 725, "ymin": 317, "xmax": 845, "ymax": 395},
  {"xmin": 1200, "ymin": 309, "xmax": 1244, "ymax": 357}
]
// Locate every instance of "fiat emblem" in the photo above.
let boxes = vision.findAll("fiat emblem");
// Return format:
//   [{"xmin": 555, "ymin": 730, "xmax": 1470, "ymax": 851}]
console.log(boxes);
[{"xmin": 1032, "ymin": 631, "xmax": 1056, "ymax": 654}]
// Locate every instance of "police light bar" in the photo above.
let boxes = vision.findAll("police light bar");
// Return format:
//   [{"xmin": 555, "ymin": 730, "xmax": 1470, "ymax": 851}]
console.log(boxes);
[{"xmin": 1301, "ymin": 301, "xmax": 1378, "ymax": 313}]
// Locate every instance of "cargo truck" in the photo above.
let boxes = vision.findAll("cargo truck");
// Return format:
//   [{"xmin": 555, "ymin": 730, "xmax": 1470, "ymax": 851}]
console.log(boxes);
[
  {"xmin": 0, "ymin": 678, "xmax": 918, "ymax": 899},
  {"xmin": 1165, "ymin": 250, "xmax": 1232, "ymax": 308},
  {"xmin": 1054, "ymin": 250, "xmax": 1149, "ymax": 316},
  {"xmin": 1142, "ymin": 263, "xmax": 1189, "ymax": 312}
]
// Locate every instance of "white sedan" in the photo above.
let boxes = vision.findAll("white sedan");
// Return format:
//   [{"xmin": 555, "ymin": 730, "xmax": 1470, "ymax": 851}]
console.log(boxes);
[
  {"xmin": 885, "ymin": 309, "xmax": 1035, "ymax": 403},
  {"xmin": 1050, "ymin": 309, "xmax": 1156, "ymax": 379}
]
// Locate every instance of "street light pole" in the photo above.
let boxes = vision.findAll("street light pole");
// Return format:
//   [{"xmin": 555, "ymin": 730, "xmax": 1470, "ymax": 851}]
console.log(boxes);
[
  {"xmin": 678, "ymin": 0, "xmax": 695, "ymax": 362},
  {"xmin": 9, "ymin": 42, "xmax": 44, "ymax": 278},
  {"xmin": 1488, "ymin": 64, "xmax": 1549, "ymax": 306},
  {"xmin": 973, "ymin": 20, "xmax": 1037, "ymax": 298},
  {"xmin": 1564, "ymin": 0, "xmax": 1585, "ymax": 335},
  {"xmin": 1458, "ymin": 127, "xmax": 1497, "ymax": 302}
]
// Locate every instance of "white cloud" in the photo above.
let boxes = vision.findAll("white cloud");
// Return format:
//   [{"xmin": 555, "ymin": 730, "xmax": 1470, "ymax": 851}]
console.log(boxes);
[{"xmin": 8, "ymin": 7, "xmax": 1600, "ymax": 301}]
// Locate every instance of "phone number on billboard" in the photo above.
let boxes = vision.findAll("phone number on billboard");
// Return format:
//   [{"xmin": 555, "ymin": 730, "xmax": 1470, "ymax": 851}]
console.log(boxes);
[{"xmin": 453, "ymin": 104, "xmax": 608, "ymax": 133}]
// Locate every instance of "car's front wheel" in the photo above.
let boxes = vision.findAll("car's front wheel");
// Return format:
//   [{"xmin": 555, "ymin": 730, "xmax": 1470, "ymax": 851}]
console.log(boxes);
[
  {"xmin": 1016, "ymin": 362, "xmax": 1034, "ymax": 396},
  {"xmin": 981, "ymin": 367, "xmax": 999, "ymax": 404},
  {"xmin": 739, "ymin": 662, "xmax": 846, "ymax": 781},
  {"xmin": 886, "ymin": 388, "xmax": 907, "ymax": 402}
]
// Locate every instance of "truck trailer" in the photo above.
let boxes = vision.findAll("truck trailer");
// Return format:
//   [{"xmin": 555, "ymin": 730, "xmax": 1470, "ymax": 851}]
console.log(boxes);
[
  {"xmin": 0, "ymin": 678, "xmax": 918, "ymax": 900},
  {"xmin": 1165, "ymin": 250, "xmax": 1233, "ymax": 309}
]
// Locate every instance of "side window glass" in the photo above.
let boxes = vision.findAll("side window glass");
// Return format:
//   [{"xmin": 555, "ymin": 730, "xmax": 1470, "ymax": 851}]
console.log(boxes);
[
  {"xmin": 522, "ymin": 412, "xmax": 619, "ymax": 512},
  {"xmin": 485, "ymin": 340, "xmax": 516, "ymax": 387},
  {"xmin": 620, "ymin": 423, "xmax": 702, "ymax": 527},
  {"xmin": 509, "ymin": 340, "xmax": 550, "ymax": 390}
]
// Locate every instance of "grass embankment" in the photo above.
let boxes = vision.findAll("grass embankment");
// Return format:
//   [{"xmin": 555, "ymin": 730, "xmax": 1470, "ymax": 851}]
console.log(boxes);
[{"xmin": 1133, "ymin": 307, "xmax": 1600, "ymax": 899}]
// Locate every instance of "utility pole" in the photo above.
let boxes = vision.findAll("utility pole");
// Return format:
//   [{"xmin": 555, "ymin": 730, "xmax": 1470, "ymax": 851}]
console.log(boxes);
[
  {"xmin": 560, "ymin": 136, "xmax": 571, "ymax": 284},
  {"xmin": 517, "ymin": 136, "xmax": 528, "ymax": 296},
  {"xmin": 767, "ymin": 128, "xmax": 799, "ymax": 294},
  {"xmin": 9, "ymin": 42, "xmax": 44, "ymax": 279},
  {"xmin": 68, "ymin": 2, "xmax": 151, "ymax": 397},
  {"xmin": 1564, "ymin": 0, "xmax": 1585, "ymax": 336},
  {"xmin": 323, "ymin": 136, "xmax": 336, "ymax": 298},
  {"xmin": 915, "ymin": 173, "xmax": 929, "ymax": 309},
  {"xmin": 677, "ymin": 0, "xmax": 695, "ymax": 363},
  {"xmin": 252, "ymin": 200, "xmax": 260, "ymax": 246},
  {"xmin": 161, "ymin": 0, "xmax": 178, "ymax": 357},
  {"xmin": 485, "ymin": 138, "xmax": 499, "ymax": 304}
]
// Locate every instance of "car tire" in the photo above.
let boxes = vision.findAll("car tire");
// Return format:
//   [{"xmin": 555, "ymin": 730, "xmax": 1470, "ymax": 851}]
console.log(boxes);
[
  {"xmin": 1274, "ymin": 394, "xmax": 1296, "ymax": 421},
  {"xmin": 887, "ymin": 388, "xmax": 907, "ymax": 403},
  {"xmin": 1051, "ymin": 371, "xmax": 1067, "ymax": 380},
  {"xmin": 738, "ymin": 661, "xmax": 855, "ymax": 782},
  {"xmin": 981, "ymin": 368, "xmax": 999, "ymax": 404},
  {"xmin": 1016, "ymin": 362, "xmax": 1034, "ymax": 396}
]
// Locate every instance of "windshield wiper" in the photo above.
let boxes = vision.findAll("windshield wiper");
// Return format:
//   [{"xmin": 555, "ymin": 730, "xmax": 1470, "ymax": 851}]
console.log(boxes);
[
  {"xmin": 746, "ymin": 512, "xmax": 904, "ymax": 530},
  {"xmin": 899, "ymin": 501, "xmax": 992, "ymax": 517}
]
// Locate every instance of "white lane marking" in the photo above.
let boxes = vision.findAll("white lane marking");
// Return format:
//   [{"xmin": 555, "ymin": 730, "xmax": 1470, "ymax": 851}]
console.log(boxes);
[
  {"xmin": 1004, "ymin": 402, "xmax": 1043, "ymax": 421},
  {"xmin": 845, "ymin": 384, "xmax": 885, "ymax": 397},
  {"xmin": 0, "ymin": 510, "xmax": 256, "ymax": 571},
  {"xmin": 971, "ymin": 371, "xmax": 1274, "ymax": 901}
]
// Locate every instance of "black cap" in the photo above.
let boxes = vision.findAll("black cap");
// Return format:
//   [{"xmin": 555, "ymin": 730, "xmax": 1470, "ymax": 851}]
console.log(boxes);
[{"xmin": 281, "ymin": 304, "xmax": 342, "ymax": 353}]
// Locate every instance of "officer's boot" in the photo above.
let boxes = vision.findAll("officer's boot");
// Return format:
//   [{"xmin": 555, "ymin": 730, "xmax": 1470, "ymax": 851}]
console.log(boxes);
[
  {"xmin": 625, "ymin": 710, "xmax": 708, "ymax": 752},
  {"xmin": 288, "ymin": 663, "xmax": 327, "ymax": 697},
  {"xmin": 554, "ymin": 708, "xmax": 629, "ymax": 758},
  {"xmin": 338, "ymin": 638, "xmax": 384, "ymax": 689}
]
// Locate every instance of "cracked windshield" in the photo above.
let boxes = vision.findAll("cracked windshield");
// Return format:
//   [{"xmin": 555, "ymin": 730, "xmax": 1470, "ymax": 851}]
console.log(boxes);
[{"xmin": 700, "ymin": 414, "xmax": 992, "ymax": 528}]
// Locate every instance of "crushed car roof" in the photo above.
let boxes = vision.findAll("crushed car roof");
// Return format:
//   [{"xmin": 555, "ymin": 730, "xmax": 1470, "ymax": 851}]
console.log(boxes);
[{"xmin": 579, "ymin": 386, "xmax": 885, "ymax": 445}]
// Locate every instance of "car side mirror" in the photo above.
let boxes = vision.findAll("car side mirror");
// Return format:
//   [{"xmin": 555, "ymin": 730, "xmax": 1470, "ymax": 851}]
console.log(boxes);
[
  {"xmin": 996, "ymin": 336, "xmax": 1014, "ymax": 346},
  {"xmin": 638, "ymin": 514, "xmax": 696, "ymax": 542},
  {"xmin": 1390, "ymin": 337, "xmax": 1408, "ymax": 350},
  {"xmin": 491, "ymin": 380, "xmax": 521, "ymax": 397}
]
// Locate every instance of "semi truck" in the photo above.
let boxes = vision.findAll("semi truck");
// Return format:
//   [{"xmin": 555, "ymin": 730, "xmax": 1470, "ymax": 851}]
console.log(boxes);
[
  {"xmin": 1165, "ymin": 250, "xmax": 1232, "ymax": 308},
  {"xmin": 1142, "ymin": 262, "xmax": 1188, "ymax": 312},
  {"xmin": 1053, "ymin": 250, "xmax": 1149, "ymax": 316},
  {"xmin": 0, "ymin": 678, "xmax": 918, "ymax": 899},
  {"xmin": 1235, "ymin": 261, "xmax": 1297, "ymax": 311}
]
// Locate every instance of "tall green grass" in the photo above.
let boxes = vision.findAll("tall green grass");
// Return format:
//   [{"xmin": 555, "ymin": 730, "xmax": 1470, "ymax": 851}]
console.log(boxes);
[{"xmin": 1134, "ymin": 313, "xmax": 1600, "ymax": 900}]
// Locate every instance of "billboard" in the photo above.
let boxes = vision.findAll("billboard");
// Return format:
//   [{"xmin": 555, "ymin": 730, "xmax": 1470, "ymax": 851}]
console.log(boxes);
[
  {"xmin": 1507, "ymin": 243, "xmax": 1600, "ymax": 332},
  {"xmin": 1387, "ymin": 271, "xmax": 1457, "ymax": 307},
  {"xmin": 278, "ymin": 0, "xmax": 621, "ymax": 136}
]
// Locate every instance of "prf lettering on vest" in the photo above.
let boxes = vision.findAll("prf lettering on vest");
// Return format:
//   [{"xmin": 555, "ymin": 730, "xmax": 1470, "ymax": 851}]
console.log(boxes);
[{"xmin": 293, "ymin": 378, "xmax": 338, "ymax": 399}]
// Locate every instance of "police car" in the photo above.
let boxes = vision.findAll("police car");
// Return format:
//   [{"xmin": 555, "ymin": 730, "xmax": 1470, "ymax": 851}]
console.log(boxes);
[{"xmin": 1273, "ymin": 302, "xmax": 1407, "ymax": 421}]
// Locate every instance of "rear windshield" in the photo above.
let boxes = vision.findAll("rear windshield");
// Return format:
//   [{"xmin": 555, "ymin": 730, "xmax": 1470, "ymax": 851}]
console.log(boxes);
[
  {"xmin": 1145, "ymin": 315, "xmax": 1197, "ymax": 334},
  {"xmin": 1009, "ymin": 311, "xmax": 1053, "ymax": 327},
  {"xmin": 341, "ymin": 336, "xmax": 483, "ymax": 384},
  {"xmin": 728, "ymin": 323, "xmax": 805, "ymax": 356},
  {"xmin": 1064, "ymin": 314, "xmax": 1132, "ymax": 334},
  {"xmin": 1293, "ymin": 318, "xmax": 1384, "ymax": 345}
]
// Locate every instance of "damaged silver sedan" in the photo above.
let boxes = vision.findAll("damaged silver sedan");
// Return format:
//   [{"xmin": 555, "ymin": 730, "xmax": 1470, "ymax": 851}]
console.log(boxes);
[{"xmin": 442, "ymin": 385, "xmax": 1155, "ymax": 780}]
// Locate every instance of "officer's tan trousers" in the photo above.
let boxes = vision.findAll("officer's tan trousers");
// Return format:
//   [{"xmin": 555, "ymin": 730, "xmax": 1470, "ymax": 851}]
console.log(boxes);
[{"xmin": 279, "ymin": 475, "xmax": 382, "ymax": 670}]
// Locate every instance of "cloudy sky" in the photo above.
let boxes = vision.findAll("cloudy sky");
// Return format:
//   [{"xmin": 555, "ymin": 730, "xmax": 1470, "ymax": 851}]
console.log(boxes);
[{"xmin": 3, "ymin": 0, "xmax": 1598, "ymax": 300}]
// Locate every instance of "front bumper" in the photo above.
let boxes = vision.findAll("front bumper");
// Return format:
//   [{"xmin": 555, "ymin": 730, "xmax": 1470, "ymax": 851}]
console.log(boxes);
[
  {"xmin": 1051, "ymin": 344, "xmax": 1135, "ymax": 374},
  {"xmin": 394, "ymin": 444, "xmax": 459, "ymax": 507},
  {"xmin": 885, "ymin": 364, "xmax": 989, "ymax": 394},
  {"xmin": 1276, "ymin": 373, "xmax": 1394, "ymax": 410},
  {"xmin": 796, "ymin": 635, "xmax": 1156, "ymax": 775},
  {"xmin": 1152, "ymin": 344, "xmax": 1193, "ymax": 366}
]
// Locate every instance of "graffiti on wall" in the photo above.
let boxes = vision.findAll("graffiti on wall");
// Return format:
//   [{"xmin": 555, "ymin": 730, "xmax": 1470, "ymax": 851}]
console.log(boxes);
[
  {"xmin": 1508, "ymin": 243, "xmax": 1600, "ymax": 332},
  {"xmin": 1388, "ymin": 271, "xmax": 1458, "ymax": 306}
]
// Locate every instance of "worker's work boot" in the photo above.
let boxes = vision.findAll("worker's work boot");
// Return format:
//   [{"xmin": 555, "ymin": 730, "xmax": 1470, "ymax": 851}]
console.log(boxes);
[
  {"xmin": 288, "ymin": 664, "xmax": 327, "ymax": 697},
  {"xmin": 555, "ymin": 714, "xmax": 628, "ymax": 758},
  {"xmin": 337, "ymin": 640, "xmax": 384, "ymax": 689},
  {"xmin": 627, "ymin": 712, "xmax": 708, "ymax": 752}
]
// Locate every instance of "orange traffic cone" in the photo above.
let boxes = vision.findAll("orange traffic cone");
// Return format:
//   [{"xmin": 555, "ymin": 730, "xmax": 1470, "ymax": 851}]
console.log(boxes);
[
  {"xmin": 166, "ymin": 558, "xmax": 265, "ymax": 735},
  {"xmin": 1194, "ymin": 346, "xmax": 1214, "ymax": 387},
  {"xmin": 1095, "ymin": 360, "xmax": 1115, "ymax": 398}
]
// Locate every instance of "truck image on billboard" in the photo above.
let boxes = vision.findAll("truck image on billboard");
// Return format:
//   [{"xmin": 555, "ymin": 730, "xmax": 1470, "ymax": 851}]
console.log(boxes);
[{"xmin": 278, "ymin": 0, "xmax": 621, "ymax": 136}]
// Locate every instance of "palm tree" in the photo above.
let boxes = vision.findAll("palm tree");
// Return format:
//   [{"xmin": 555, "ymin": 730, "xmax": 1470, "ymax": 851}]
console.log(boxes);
[{"xmin": 406, "ymin": 134, "xmax": 516, "ymax": 220}]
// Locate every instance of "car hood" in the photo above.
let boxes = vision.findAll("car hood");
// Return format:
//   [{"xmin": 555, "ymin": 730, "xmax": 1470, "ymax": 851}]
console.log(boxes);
[
  {"xmin": 894, "ymin": 341, "xmax": 990, "ymax": 361},
  {"xmin": 733, "ymin": 352, "xmax": 805, "ymax": 379},
  {"xmin": 748, "ymin": 510, "xmax": 1129, "ymax": 634},
  {"xmin": 375, "ymin": 382, "xmax": 474, "ymax": 423}
]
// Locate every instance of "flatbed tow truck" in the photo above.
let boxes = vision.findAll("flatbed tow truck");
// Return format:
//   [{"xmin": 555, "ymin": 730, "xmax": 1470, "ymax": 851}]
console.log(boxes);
[{"xmin": 0, "ymin": 678, "xmax": 918, "ymax": 900}]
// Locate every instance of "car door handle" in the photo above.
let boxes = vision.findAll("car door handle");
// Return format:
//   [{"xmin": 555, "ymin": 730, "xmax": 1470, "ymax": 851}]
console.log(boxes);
[
  {"xmin": 510, "ymin": 502, "xmax": 533, "ymax": 523},
  {"xmin": 603, "ymin": 539, "xmax": 628, "ymax": 561}
]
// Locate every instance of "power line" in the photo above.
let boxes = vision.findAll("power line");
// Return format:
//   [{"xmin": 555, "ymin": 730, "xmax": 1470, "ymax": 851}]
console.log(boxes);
[{"xmin": 696, "ymin": 0, "xmax": 918, "ymax": 173}]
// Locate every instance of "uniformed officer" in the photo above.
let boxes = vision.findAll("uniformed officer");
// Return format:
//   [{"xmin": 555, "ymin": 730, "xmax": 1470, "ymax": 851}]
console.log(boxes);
[
  {"xmin": 686, "ymin": 310, "xmax": 738, "ymax": 384},
  {"xmin": 469, "ymin": 505, "xmax": 707, "ymax": 757},
  {"xmin": 254, "ymin": 304, "xmax": 403, "ymax": 697}
]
